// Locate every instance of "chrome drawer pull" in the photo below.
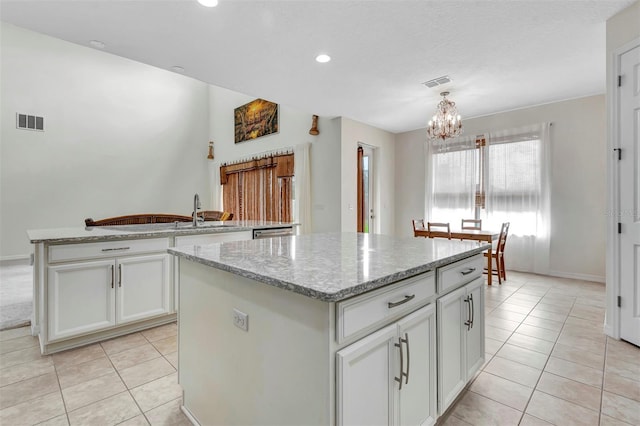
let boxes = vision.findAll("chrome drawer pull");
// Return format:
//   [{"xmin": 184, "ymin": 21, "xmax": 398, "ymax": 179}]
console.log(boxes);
[
  {"xmin": 460, "ymin": 267, "xmax": 476, "ymax": 276},
  {"xmin": 388, "ymin": 294, "xmax": 415, "ymax": 309},
  {"xmin": 403, "ymin": 333, "xmax": 410, "ymax": 385},
  {"xmin": 101, "ymin": 247, "xmax": 131, "ymax": 252}
]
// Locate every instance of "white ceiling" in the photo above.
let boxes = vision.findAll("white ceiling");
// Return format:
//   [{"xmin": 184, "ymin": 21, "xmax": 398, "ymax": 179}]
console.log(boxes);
[{"xmin": 0, "ymin": 0, "xmax": 635, "ymax": 134}]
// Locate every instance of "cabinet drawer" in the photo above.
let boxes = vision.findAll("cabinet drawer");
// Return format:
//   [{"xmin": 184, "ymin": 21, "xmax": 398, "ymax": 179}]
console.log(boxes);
[
  {"xmin": 49, "ymin": 238, "xmax": 169, "ymax": 263},
  {"xmin": 336, "ymin": 272, "xmax": 436, "ymax": 344},
  {"xmin": 437, "ymin": 254, "xmax": 483, "ymax": 294}
]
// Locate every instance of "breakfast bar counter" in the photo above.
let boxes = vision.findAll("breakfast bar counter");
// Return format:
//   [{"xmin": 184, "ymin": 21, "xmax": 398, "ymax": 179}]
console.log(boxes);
[{"xmin": 170, "ymin": 232, "xmax": 490, "ymax": 426}]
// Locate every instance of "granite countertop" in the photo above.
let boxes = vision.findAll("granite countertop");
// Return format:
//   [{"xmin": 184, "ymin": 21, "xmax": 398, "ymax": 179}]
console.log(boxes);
[
  {"xmin": 27, "ymin": 221, "xmax": 297, "ymax": 244},
  {"xmin": 169, "ymin": 232, "xmax": 491, "ymax": 302}
]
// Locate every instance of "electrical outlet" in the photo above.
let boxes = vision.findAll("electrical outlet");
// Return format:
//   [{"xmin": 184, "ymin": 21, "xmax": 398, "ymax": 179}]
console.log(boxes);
[{"xmin": 233, "ymin": 308, "xmax": 248, "ymax": 331}]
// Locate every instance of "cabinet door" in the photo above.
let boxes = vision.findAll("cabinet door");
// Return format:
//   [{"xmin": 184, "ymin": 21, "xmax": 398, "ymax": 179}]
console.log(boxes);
[
  {"xmin": 436, "ymin": 286, "xmax": 467, "ymax": 415},
  {"xmin": 396, "ymin": 304, "xmax": 437, "ymax": 426},
  {"xmin": 337, "ymin": 323, "xmax": 397, "ymax": 426},
  {"xmin": 465, "ymin": 278, "xmax": 485, "ymax": 380},
  {"xmin": 48, "ymin": 260, "xmax": 115, "ymax": 341},
  {"xmin": 116, "ymin": 254, "xmax": 170, "ymax": 324}
]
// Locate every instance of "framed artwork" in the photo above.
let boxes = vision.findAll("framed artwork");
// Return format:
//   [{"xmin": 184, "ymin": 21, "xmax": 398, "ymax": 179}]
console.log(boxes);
[{"xmin": 234, "ymin": 98, "xmax": 279, "ymax": 143}]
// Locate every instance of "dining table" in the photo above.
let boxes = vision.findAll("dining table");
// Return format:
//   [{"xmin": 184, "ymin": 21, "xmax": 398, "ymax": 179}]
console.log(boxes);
[{"xmin": 414, "ymin": 228, "xmax": 500, "ymax": 285}]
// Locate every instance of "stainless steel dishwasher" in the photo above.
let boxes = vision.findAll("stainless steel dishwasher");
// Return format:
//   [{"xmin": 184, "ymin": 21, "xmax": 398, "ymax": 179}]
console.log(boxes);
[{"xmin": 253, "ymin": 227, "xmax": 294, "ymax": 239}]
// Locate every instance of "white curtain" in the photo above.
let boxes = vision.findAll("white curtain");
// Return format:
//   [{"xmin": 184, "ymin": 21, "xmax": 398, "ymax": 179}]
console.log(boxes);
[
  {"xmin": 483, "ymin": 123, "xmax": 551, "ymax": 274},
  {"xmin": 209, "ymin": 161, "xmax": 222, "ymax": 211},
  {"xmin": 426, "ymin": 135, "xmax": 477, "ymax": 224},
  {"xmin": 294, "ymin": 142, "xmax": 312, "ymax": 234}
]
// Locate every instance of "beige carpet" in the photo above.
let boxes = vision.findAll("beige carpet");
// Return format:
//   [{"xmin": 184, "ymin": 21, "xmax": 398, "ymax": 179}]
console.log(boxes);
[{"xmin": 0, "ymin": 262, "xmax": 32, "ymax": 330}]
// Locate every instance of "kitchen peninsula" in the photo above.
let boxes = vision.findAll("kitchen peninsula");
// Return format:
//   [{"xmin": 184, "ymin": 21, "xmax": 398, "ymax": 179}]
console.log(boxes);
[
  {"xmin": 169, "ymin": 232, "xmax": 490, "ymax": 426},
  {"xmin": 27, "ymin": 220, "xmax": 295, "ymax": 354}
]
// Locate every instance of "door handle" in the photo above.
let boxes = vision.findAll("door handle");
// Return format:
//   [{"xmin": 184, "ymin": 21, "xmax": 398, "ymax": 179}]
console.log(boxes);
[
  {"xmin": 394, "ymin": 336, "xmax": 404, "ymax": 390},
  {"xmin": 110, "ymin": 265, "xmax": 114, "ymax": 289},
  {"xmin": 403, "ymin": 333, "xmax": 410, "ymax": 385},
  {"xmin": 118, "ymin": 264, "xmax": 122, "ymax": 287},
  {"xmin": 469, "ymin": 293, "xmax": 474, "ymax": 329},
  {"xmin": 464, "ymin": 296, "xmax": 471, "ymax": 330}
]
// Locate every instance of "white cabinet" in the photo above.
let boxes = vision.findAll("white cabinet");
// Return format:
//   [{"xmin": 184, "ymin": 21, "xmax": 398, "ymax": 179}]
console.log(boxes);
[
  {"xmin": 337, "ymin": 303, "xmax": 437, "ymax": 426},
  {"xmin": 174, "ymin": 230, "xmax": 253, "ymax": 247},
  {"xmin": 116, "ymin": 254, "xmax": 170, "ymax": 324},
  {"xmin": 46, "ymin": 239, "xmax": 171, "ymax": 343},
  {"xmin": 48, "ymin": 260, "xmax": 116, "ymax": 341},
  {"xmin": 437, "ymin": 277, "xmax": 484, "ymax": 414}
]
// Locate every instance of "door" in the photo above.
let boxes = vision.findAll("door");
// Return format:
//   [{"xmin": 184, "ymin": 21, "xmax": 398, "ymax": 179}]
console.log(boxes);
[
  {"xmin": 465, "ymin": 278, "xmax": 485, "ymax": 379},
  {"xmin": 358, "ymin": 144, "xmax": 375, "ymax": 233},
  {"xmin": 619, "ymin": 44, "xmax": 640, "ymax": 346},
  {"xmin": 116, "ymin": 254, "xmax": 170, "ymax": 324},
  {"xmin": 436, "ymin": 286, "xmax": 467, "ymax": 414},
  {"xmin": 48, "ymin": 260, "xmax": 115, "ymax": 341},
  {"xmin": 336, "ymin": 323, "xmax": 396, "ymax": 426},
  {"xmin": 396, "ymin": 304, "xmax": 437, "ymax": 426}
]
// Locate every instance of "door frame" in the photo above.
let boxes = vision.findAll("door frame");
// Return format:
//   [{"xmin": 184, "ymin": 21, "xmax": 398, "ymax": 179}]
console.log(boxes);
[
  {"xmin": 358, "ymin": 143, "xmax": 376, "ymax": 234},
  {"xmin": 605, "ymin": 36, "xmax": 640, "ymax": 340}
]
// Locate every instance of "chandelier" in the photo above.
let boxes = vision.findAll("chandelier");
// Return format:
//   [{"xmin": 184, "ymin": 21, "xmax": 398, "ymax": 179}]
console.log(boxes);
[{"xmin": 427, "ymin": 91, "xmax": 463, "ymax": 141}]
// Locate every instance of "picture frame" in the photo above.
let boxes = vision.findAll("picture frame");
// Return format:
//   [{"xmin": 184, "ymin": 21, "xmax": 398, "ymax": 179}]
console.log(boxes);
[{"xmin": 234, "ymin": 98, "xmax": 279, "ymax": 143}]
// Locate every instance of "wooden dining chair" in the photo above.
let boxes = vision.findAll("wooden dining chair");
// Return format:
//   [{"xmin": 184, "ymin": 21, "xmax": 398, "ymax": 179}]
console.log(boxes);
[
  {"xmin": 461, "ymin": 219, "xmax": 482, "ymax": 230},
  {"xmin": 412, "ymin": 219, "xmax": 426, "ymax": 237},
  {"xmin": 484, "ymin": 222, "xmax": 510, "ymax": 284},
  {"xmin": 427, "ymin": 222, "xmax": 451, "ymax": 239}
]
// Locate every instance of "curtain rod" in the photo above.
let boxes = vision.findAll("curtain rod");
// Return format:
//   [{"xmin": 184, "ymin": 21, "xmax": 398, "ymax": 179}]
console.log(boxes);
[{"xmin": 222, "ymin": 146, "xmax": 293, "ymax": 166}]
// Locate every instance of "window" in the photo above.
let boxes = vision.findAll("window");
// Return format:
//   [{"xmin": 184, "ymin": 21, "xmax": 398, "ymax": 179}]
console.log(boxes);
[
  {"xmin": 220, "ymin": 153, "xmax": 294, "ymax": 222},
  {"xmin": 428, "ymin": 123, "xmax": 550, "ymax": 273}
]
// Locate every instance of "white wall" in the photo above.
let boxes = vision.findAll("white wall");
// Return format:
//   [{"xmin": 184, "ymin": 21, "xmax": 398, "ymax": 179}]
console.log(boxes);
[
  {"xmin": 207, "ymin": 85, "xmax": 342, "ymax": 233},
  {"xmin": 340, "ymin": 118, "xmax": 395, "ymax": 235},
  {"xmin": 394, "ymin": 129, "xmax": 426, "ymax": 238},
  {"xmin": 394, "ymin": 95, "xmax": 607, "ymax": 282},
  {"xmin": 0, "ymin": 23, "xmax": 211, "ymax": 259}
]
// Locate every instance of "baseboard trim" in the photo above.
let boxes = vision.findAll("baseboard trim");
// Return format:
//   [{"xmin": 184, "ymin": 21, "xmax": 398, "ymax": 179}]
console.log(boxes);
[
  {"xmin": 0, "ymin": 255, "xmax": 31, "ymax": 265},
  {"xmin": 181, "ymin": 405, "xmax": 201, "ymax": 426},
  {"xmin": 547, "ymin": 270, "xmax": 605, "ymax": 284}
]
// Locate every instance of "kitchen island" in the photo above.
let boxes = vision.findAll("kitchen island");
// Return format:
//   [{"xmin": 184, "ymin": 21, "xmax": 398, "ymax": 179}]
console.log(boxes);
[
  {"xmin": 169, "ymin": 232, "xmax": 490, "ymax": 426},
  {"xmin": 27, "ymin": 221, "xmax": 295, "ymax": 354}
]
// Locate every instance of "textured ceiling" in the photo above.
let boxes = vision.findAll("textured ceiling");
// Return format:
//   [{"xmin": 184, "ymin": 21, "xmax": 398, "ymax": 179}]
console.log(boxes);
[{"xmin": 0, "ymin": 0, "xmax": 634, "ymax": 133}]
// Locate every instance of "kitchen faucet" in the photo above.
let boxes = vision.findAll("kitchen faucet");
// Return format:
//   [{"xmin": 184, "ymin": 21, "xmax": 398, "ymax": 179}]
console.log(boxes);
[{"xmin": 193, "ymin": 193, "xmax": 204, "ymax": 226}]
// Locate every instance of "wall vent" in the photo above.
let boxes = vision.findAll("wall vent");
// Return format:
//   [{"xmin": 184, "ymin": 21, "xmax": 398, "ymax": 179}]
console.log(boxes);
[
  {"xmin": 16, "ymin": 113, "xmax": 44, "ymax": 131},
  {"xmin": 422, "ymin": 75, "xmax": 451, "ymax": 88}
]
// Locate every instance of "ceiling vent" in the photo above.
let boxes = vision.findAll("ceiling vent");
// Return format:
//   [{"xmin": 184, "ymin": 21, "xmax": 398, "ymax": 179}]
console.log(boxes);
[{"xmin": 422, "ymin": 75, "xmax": 451, "ymax": 88}]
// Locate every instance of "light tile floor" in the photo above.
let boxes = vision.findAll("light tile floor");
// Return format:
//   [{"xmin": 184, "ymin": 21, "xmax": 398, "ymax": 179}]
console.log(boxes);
[
  {"xmin": 0, "ymin": 271, "xmax": 638, "ymax": 425},
  {"xmin": 0, "ymin": 323, "xmax": 189, "ymax": 425},
  {"xmin": 440, "ymin": 271, "xmax": 640, "ymax": 426}
]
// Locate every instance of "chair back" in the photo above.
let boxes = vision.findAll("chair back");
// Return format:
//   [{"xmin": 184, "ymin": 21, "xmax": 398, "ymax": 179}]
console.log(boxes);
[
  {"xmin": 427, "ymin": 222, "xmax": 451, "ymax": 239},
  {"xmin": 461, "ymin": 219, "xmax": 482, "ymax": 230},
  {"xmin": 412, "ymin": 219, "xmax": 426, "ymax": 232},
  {"xmin": 497, "ymin": 222, "xmax": 510, "ymax": 254}
]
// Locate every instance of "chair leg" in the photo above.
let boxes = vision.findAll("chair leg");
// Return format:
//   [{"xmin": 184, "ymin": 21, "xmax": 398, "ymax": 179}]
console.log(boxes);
[{"xmin": 500, "ymin": 256, "xmax": 506, "ymax": 281}]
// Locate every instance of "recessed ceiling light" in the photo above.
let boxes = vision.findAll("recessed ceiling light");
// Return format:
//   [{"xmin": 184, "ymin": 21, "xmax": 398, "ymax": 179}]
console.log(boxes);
[
  {"xmin": 315, "ymin": 54, "xmax": 331, "ymax": 63},
  {"xmin": 89, "ymin": 40, "xmax": 105, "ymax": 49},
  {"xmin": 171, "ymin": 66, "xmax": 185, "ymax": 73},
  {"xmin": 197, "ymin": 0, "xmax": 218, "ymax": 7}
]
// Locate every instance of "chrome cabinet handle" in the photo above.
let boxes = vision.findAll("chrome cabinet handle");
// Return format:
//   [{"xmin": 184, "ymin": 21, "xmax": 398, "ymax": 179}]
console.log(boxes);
[
  {"xmin": 470, "ymin": 293, "xmax": 474, "ymax": 329},
  {"xmin": 110, "ymin": 265, "xmax": 114, "ymax": 289},
  {"xmin": 388, "ymin": 294, "xmax": 415, "ymax": 309},
  {"xmin": 460, "ymin": 267, "xmax": 476, "ymax": 276},
  {"xmin": 118, "ymin": 264, "xmax": 122, "ymax": 287},
  {"xmin": 403, "ymin": 333, "xmax": 410, "ymax": 385},
  {"xmin": 394, "ymin": 336, "xmax": 405, "ymax": 390},
  {"xmin": 464, "ymin": 296, "xmax": 471, "ymax": 330},
  {"xmin": 101, "ymin": 247, "xmax": 131, "ymax": 252}
]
